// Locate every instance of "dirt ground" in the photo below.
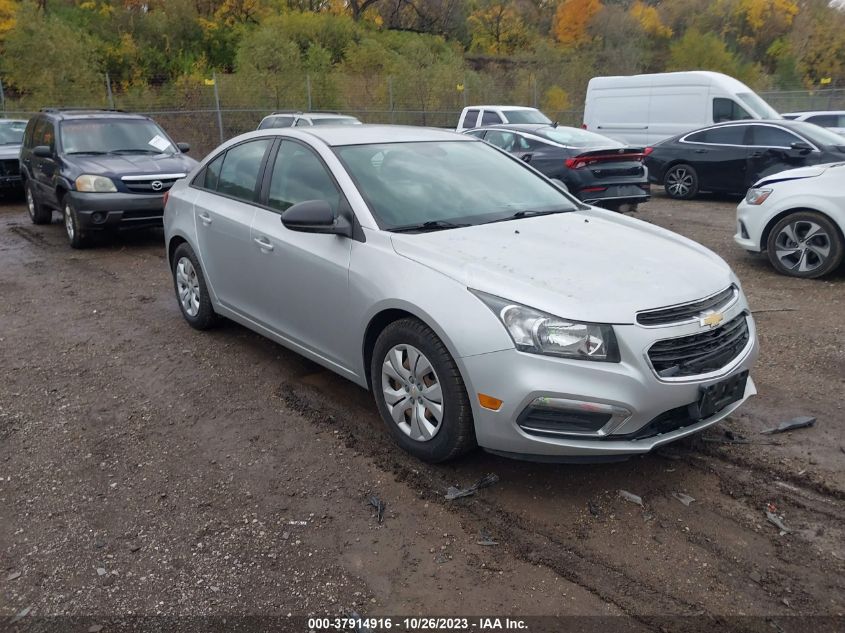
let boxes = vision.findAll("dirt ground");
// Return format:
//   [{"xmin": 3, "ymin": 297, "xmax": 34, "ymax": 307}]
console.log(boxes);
[{"xmin": 1, "ymin": 190, "xmax": 843, "ymax": 631}]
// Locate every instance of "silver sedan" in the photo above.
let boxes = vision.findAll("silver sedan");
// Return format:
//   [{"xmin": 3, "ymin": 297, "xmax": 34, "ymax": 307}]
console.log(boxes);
[{"xmin": 164, "ymin": 125, "xmax": 758, "ymax": 462}]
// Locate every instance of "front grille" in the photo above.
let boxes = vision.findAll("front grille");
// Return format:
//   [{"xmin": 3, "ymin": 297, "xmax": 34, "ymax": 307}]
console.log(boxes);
[
  {"xmin": 0, "ymin": 159, "xmax": 20, "ymax": 177},
  {"xmin": 648, "ymin": 313, "xmax": 750, "ymax": 378},
  {"xmin": 637, "ymin": 286, "xmax": 736, "ymax": 326},
  {"xmin": 123, "ymin": 177, "xmax": 178, "ymax": 194}
]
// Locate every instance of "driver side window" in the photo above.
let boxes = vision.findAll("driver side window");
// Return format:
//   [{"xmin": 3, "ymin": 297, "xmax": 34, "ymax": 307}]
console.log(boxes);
[
  {"xmin": 267, "ymin": 141, "xmax": 342, "ymax": 214},
  {"xmin": 713, "ymin": 98, "xmax": 752, "ymax": 123}
]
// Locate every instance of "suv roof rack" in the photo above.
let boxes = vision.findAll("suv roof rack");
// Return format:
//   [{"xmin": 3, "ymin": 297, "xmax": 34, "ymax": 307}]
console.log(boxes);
[
  {"xmin": 270, "ymin": 110, "xmax": 302, "ymax": 115},
  {"xmin": 40, "ymin": 107, "xmax": 126, "ymax": 113}
]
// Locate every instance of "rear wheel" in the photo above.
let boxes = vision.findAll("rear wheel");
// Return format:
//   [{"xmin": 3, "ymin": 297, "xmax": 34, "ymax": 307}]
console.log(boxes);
[
  {"xmin": 171, "ymin": 242, "xmax": 218, "ymax": 329},
  {"xmin": 370, "ymin": 318, "xmax": 475, "ymax": 462},
  {"xmin": 766, "ymin": 211, "xmax": 844, "ymax": 279},
  {"xmin": 664, "ymin": 164, "xmax": 699, "ymax": 200},
  {"xmin": 26, "ymin": 182, "xmax": 51, "ymax": 225}
]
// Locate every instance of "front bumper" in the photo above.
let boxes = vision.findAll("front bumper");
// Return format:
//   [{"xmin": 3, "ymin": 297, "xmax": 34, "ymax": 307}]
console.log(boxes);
[
  {"xmin": 460, "ymin": 307, "xmax": 758, "ymax": 459},
  {"xmin": 68, "ymin": 191, "xmax": 165, "ymax": 230},
  {"xmin": 734, "ymin": 200, "xmax": 766, "ymax": 253},
  {"xmin": 0, "ymin": 175, "xmax": 22, "ymax": 189}
]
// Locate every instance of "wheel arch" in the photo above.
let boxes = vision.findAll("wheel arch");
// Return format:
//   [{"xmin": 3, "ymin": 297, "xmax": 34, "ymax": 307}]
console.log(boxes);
[
  {"xmin": 761, "ymin": 207, "xmax": 845, "ymax": 252},
  {"xmin": 167, "ymin": 234, "xmax": 189, "ymax": 267}
]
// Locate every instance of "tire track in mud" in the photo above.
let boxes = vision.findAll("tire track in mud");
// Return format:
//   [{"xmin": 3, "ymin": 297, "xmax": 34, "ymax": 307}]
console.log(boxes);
[{"xmin": 276, "ymin": 376, "xmax": 845, "ymax": 628}]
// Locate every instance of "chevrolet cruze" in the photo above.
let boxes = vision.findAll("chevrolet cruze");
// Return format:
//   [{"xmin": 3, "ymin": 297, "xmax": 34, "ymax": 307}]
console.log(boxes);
[{"xmin": 164, "ymin": 125, "xmax": 758, "ymax": 463}]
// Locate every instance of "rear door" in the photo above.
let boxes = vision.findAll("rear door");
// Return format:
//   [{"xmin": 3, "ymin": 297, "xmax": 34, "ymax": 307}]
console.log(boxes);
[
  {"xmin": 746, "ymin": 124, "xmax": 813, "ymax": 185},
  {"xmin": 191, "ymin": 137, "xmax": 274, "ymax": 312},
  {"xmin": 248, "ymin": 139, "xmax": 354, "ymax": 369},
  {"xmin": 31, "ymin": 118, "xmax": 60, "ymax": 206},
  {"xmin": 680, "ymin": 125, "xmax": 749, "ymax": 193}
]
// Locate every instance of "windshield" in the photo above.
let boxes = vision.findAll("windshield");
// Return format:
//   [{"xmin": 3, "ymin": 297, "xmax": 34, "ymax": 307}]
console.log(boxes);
[
  {"xmin": 792, "ymin": 121, "xmax": 845, "ymax": 147},
  {"xmin": 334, "ymin": 140, "xmax": 577, "ymax": 230},
  {"xmin": 60, "ymin": 119, "xmax": 176, "ymax": 155},
  {"xmin": 737, "ymin": 92, "xmax": 780, "ymax": 119},
  {"xmin": 0, "ymin": 120, "xmax": 26, "ymax": 145},
  {"xmin": 311, "ymin": 117, "xmax": 360, "ymax": 126},
  {"xmin": 503, "ymin": 110, "xmax": 552, "ymax": 124},
  {"xmin": 540, "ymin": 127, "xmax": 621, "ymax": 148}
]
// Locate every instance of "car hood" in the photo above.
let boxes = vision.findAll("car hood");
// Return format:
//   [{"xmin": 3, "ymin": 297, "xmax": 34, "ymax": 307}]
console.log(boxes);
[
  {"xmin": 390, "ymin": 210, "xmax": 733, "ymax": 324},
  {"xmin": 0, "ymin": 144, "xmax": 21, "ymax": 160},
  {"xmin": 754, "ymin": 164, "xmax": 834, "ymax": 187},
  {"xmin": 69, "ymin": 153, "xmax": 197, "ymax": 176}
]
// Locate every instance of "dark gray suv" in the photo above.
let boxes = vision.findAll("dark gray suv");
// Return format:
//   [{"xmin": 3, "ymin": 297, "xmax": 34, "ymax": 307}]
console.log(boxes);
[{"xmin": 20, "ymin": 109, "xmax": 197, "ymax": 248}]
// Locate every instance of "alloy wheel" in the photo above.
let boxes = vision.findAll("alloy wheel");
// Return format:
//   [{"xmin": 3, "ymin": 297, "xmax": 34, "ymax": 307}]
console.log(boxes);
[
  {"xmin": 26, "ymin": 187, "xmax": 36, "ymax": 220},
  {"xmin": 175, "ymin": 256, "xmax": 201, "ymax": 317},
  {"xmin": 64, "ymin": 204, "xmax": 75, "ymax": 241},
  {"xmin": 666, "ymin": 167, "xmax": 694, "ymax": 197},
  {"xmin": 773, "ymin": 220, "xmax": 831, "ymax": 274},
  {"xmin": 381, "ymin": 344, "xmax": 444, "ymax": 442}
]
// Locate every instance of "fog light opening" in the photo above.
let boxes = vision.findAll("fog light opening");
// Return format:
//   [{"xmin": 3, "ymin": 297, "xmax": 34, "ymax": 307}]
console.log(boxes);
[{"xmin": 92, "ymin": 212, "xmax": 106, "ymax": 224}]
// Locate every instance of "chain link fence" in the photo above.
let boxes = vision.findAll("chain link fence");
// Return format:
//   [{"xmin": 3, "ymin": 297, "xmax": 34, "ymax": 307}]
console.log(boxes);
[{"xmin": 1, "ymin": 72, "xmax": 842, "ymax": 158}]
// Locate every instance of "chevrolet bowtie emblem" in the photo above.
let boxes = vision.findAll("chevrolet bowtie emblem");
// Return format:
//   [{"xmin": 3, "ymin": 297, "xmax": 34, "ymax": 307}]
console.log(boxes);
[{"xmin": 700, "ymin": 311, "xmax": 724, "ymax": 328}]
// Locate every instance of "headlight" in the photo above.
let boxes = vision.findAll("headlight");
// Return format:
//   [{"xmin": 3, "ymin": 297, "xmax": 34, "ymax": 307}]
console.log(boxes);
[
  {"xmin": 471, "ymin": 290, "xmax": 620, "ymax": 362},
  {"xmin": 744, "ymin": 187, "xmax": 772, "ymax": 205},
  {"xmin": 75, "ymin": 175, "xmax": 117, "ymax": 193}
]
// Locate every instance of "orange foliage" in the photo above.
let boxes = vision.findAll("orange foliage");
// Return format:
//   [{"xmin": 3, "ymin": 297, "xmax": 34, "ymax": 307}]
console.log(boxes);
[{"xmin": 553, "ymin": 0, "xmax": 602, "ymax": 46}]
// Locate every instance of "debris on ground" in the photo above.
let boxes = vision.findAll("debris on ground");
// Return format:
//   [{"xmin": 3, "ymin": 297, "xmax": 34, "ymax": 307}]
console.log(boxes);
[
  {"xmin": 588, "ymin": 501, "xmax": 601, "ymax": 517},
  {"xmin": 672, "ymin": 492, "xmax": 696, "ymax": 507},
  {"xmin": 445, "ymin": 473, "xmax": 499, "ymax": 500},
  {"xmin": 765, "ymin": 504, "xmax": 791, "ymax": 535},
  {"xmin": 761, "ymin": 416, "xmax": 816, "ymax": 435},
  {"xmin": 11, "ymin": 606, "xmax": 31, "ymax": 624},
  {"xmin": 619, "ymin": 490, "xmax": 644, "ymax": 507},
  {"xmin": 368, "ymin": 495, "xmax": 386, "ymax": 523},
  {"xmin": 6, "ymin": 571, "xmax": 21, "ymax": 581},
  {"xmin": 477, "ymin": 530, "xmax": 498, "ymax": 546},
  {"xmin": 351, "ymin": 611, "xmax": 374, "ymax": 632}
]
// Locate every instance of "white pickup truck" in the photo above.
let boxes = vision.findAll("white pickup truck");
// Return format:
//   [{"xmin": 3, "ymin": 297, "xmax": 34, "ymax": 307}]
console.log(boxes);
[{"xmin": 455, "ymin": 105, "xmax": 552, "ymax": 132}]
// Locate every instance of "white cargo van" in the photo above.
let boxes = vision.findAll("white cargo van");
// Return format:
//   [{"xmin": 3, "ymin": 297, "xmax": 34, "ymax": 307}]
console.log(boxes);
[{"xmin": 583, "ymin": 71, "xmax": 780, "ymax": 145}]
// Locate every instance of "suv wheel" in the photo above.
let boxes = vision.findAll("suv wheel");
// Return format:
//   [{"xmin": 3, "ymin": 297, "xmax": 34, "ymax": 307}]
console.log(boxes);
[
  {"xmin": 766, "ymin": 211, "xmax": 844, "ymax": 279},
  {"xmin": 26, "ymin": 182, "xmax": 51, "ymax": 225},
  {"xmin": 664, "ymin": 164, "xmax": 699, "ymax": 200},
  {"xmin": 370, "ymin": 318, "xmax": 476, "ymax": 462},
  {"xmin": 63, "ymin": 198, "xmax": 90, "ymax": 249},
  {"xmin": 171, "ymin": 242, "xmax": 218, "ymax": 330}
]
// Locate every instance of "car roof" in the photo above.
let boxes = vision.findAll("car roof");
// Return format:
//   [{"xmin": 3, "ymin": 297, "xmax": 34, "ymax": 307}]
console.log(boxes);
[
  {"xmin": 39, "ymin": 109, "xmax": 149, "ymax": 121},
  {"xmin": 472, "ymin": 123, "xmax": 571, "ymax": 134},
  {"xmin": 781, "ymin": 111, "xmax": 845, "ymax": 116},
  {"xmin": 0, "ymin": 119, "xmax": 28, "ymax": 125},
  {"xmin": 263, "ymin": 112, "xmax": 356, "ymax": 119},
  {"xmin": 465, "ymin": 105, "xmax": 539, "ymax": 111},
  {"xmin": 257, "ymin": 124, "xmax": 474, "ymax": 147}
]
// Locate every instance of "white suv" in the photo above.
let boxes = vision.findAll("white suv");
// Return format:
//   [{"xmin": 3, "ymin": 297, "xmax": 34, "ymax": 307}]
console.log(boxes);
[
  {"xmin": 257, "ymin": 112, "xmax": 361, "ymax": 129},
  {"xmin": 781, "ymin": 111, "xmax": 845, "ymax": 137},
  {"xmin": 456, "ymin": 106, "xmax": 551, "ymax": 132},
  {"xmin": 735, "ymin": 162, "xmax": 845, "ymax": 278}
]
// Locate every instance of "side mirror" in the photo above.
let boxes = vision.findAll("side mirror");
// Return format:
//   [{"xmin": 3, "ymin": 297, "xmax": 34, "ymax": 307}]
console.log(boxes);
[
  {"xmin": 177, "ymin": 142, "xmax": 190, "ymax": 153},
  {"xmin": 281, "ymin": 200, "xmax": 352, "ymax": 238},
  {"xmin": 790, "ymin": 141, "xmax": 812, "ymax": 153},
  {"xmin": 33, "ymin": 145, "xmax": 52, "ymax": 158},
  {"xmin": 550, "ymin": 178, "xmax": 569, "ymax": 193}
]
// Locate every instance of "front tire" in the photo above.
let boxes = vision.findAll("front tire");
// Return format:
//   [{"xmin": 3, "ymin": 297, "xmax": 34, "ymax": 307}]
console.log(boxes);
[
  {"xmin": 766, "ymin": 211, "xmax": 844, "ymax": 279},
  {"xmin": 171, "ymin": 242, "xmax": 218, "ymax": 329},
  {"xmin": 370, "ymin": 318, "xmax": 476, "ymax": 462},
  {"xmin": 664, "ymin": 164, "xmax": 699, "ymax": 200},
  {"xmin": 26, "ymin": 182, "xmax": 51, "ymax": 225},
  {"xmin": 63, "ymin": 198, "xmax": 90, "ymax": 249}
]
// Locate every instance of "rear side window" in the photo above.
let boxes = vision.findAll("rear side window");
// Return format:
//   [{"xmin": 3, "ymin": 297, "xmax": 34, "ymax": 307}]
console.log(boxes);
[
  {"xmin": 806, "ymin": 114, "xmax": 842, "ymax": 127},
  {"xmin": 749, "ymin": 125, "xmax": 802, "ymax": 148},
  {"xmin": 685, "ymin": 126, "xmax": 747, "ymax": 145},
  {"xmin": 259, "ymin": 116, "xmax": 294, "ymax": 129},
  {"xmin": 462, "ymin": 109, "xmax": 480, "ymax": 128},
  {"xmin": 201, "ymin": 153, "xmax": 224, "ymax": 190},
  {"xmin": 485, "ymin": 130, "xmax": 517, "ymax": 151},
  {"xmin": 713, "ymin": 98, "xmax": 752, "ymax": 123},
  {"xmin": 216, "ymin": 139, "xmax": 272, "ymax": 201},
  {"xmin": 294, "ymin": 118, "xmax": 311, "ymax": 127},
  {"xmin": 465, "ymin": 129, "xmax": 486, "ymax": 139},
  {"xmin": 480, "ymin": 110, "xmax": 503, "ymax": 126}
]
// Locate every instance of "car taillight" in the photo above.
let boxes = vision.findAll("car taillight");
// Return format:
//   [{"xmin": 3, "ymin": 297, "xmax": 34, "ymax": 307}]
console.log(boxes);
[
  {"xmin": 581, "ymin": 123, "xmax": 587, "ymax": 129},
  {"xmin": 643, "ymin": 147, "xmax": 654, "ymax": 156},
  {"xmin": 565, "ymin": 157, "xmax": 578, "ymax": 169},
  {"xmin": 162, "ymin": 191, "xmax": 170, "ymax": 207}
]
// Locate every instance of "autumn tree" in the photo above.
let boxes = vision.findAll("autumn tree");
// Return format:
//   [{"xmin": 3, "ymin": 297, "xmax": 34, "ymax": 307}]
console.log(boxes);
[
  {"xmin": 467, "ymin": 0, "xmax": 531, "ymax": 55},
  {"xmin": 553, "ymin": 0, "xmax": 602, "ymax": 46}
]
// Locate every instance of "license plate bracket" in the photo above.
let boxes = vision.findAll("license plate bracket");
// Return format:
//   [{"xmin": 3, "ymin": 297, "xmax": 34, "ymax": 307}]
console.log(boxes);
[{"xmin": 688, "ymin": 370, "xmax": 749, "ymax": 420}]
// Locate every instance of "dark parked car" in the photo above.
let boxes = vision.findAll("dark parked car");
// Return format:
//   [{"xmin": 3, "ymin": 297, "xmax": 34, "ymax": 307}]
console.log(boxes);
[
  {"xmin": 20, "ymin": 109, "xmax": 198, "ymax": 248},
  {"xmin": 0, "ymin": 119, "xmax": 27, "ymax": 193},
  {"xmin": 646, "ymin": 120, "xmax": 845, "ymax": 200},
  {"xmin": 465, "ymin": 124, "xmax": 650, "ymax": 211}
]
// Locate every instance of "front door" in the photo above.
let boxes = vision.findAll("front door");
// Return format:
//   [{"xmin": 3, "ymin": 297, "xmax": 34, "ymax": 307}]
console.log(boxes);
[
  {"xmin": 745, "ymin": 124, "xmax": 811, "ymax": 186},
  {"xmin": 248, "ymin": 140, "xmax": 354, "ymax": 371},
  {"xmin": 682, "ymin": 125, "xmax": 749, "ymax": 194}
]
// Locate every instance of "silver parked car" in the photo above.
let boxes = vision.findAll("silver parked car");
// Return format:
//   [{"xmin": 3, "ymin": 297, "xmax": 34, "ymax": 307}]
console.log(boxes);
[{"xmin": 164, "ymin": 125, "xmax": 758, "ymax": 463}]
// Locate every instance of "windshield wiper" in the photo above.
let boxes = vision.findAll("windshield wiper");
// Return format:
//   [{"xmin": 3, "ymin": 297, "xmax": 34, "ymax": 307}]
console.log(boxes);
[
  {"xmin": 484, "ymin": 208, "xmax": 571, "ymax": 224},
  {"xmin": 109, "ymin": 148, "xmax": 163, "ymax": 154},
  {"xmin": 65, "ymin": 150, "xmax": 108, "ymax": 155},
  {"xmin": 390, "ymin": 220, "xmax": 472, "ymax": 233}
]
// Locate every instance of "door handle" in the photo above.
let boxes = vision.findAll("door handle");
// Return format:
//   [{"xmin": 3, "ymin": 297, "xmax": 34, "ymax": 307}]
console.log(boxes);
[
  {"xmin": 695, "ymin": 149, "xmax": 708, "ymax": 154},
  {"xmin": 198, "ymin": 212, "xmax": 212, "ymax": 225},
  {"xmin": 750, "ymin": 151, "xmax": 764, "ymax": 158},
  {"xmin": 254, "ymin": 236, "xmax": 274, "ymax": 252}
]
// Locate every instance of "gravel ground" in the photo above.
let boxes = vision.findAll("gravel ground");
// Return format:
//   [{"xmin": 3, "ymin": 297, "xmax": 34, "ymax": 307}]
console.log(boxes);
[{"xmin": 1, "ymin": 190, "xmax": 843, "ymax": 631}]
